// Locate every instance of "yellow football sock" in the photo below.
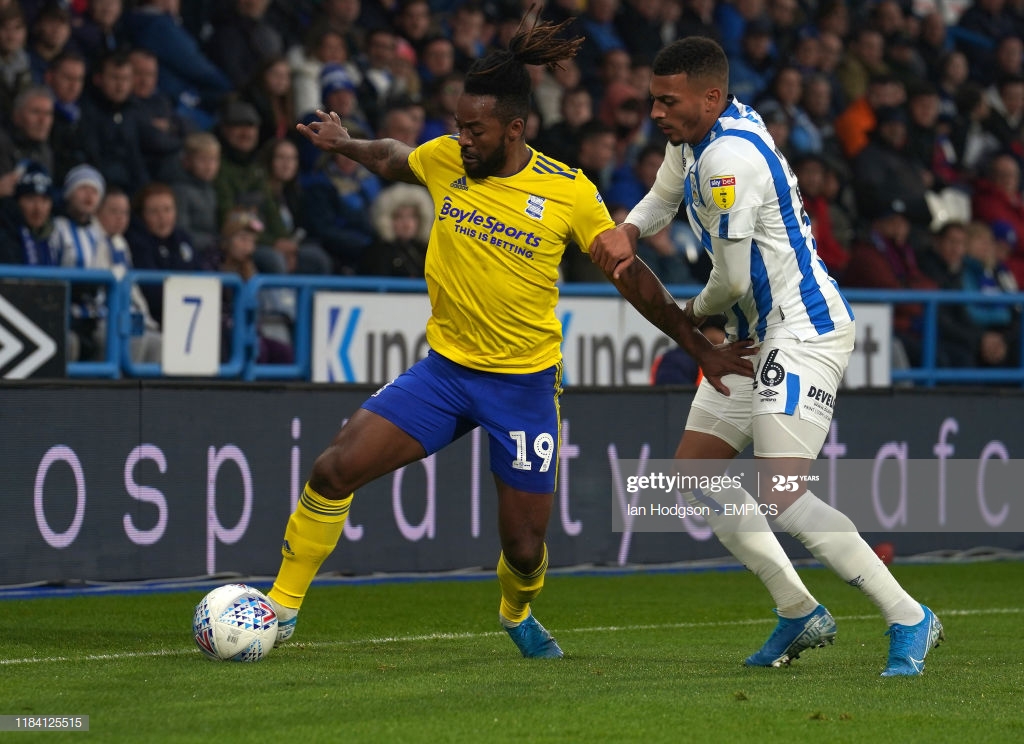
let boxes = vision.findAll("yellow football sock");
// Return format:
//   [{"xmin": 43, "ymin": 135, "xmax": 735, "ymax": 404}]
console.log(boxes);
[
  {"xmin": 269, "ymin": 484, "xmax": 352, "ymax": 610},
  {"xmin": 497, "ymin": 545, "xmax": 548, "ymax": 624}
]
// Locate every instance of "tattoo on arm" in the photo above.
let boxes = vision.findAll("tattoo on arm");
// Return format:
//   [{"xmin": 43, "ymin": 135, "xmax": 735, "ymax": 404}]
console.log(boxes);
[
  {"xmin": 610, "ymin": 259, "xmax": 711, "ymax": 357},
  {"xmin": 336, "ymin": 138, "xmax": 419, "ymax": 184}
]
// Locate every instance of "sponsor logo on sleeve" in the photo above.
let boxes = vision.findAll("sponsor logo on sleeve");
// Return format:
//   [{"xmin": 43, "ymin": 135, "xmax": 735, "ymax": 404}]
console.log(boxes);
[{"xmin": 709, "ymin": 175, "xmax": 736, "ymax": 210}]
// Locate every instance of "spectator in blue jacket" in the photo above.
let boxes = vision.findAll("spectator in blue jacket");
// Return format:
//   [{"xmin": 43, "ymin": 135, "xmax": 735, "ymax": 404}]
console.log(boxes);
[{"xmin": 124, "ymin": 0, "xmax": 232, "ymax": 113}]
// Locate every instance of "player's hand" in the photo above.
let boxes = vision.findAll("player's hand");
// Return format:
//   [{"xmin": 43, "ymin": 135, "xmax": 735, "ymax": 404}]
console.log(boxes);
[
  {"xmin": 698, "ymin": 339, "xmax": 757, "ymax": 396},
  {"xmin": 590, "ymin": 224, "xmax": 638, "ymax": 279},
  {"xmin": 296, "ymin": 110, "xmax": 351, "ymax": 153},
  {"xmin": 681, "ymin": 297, "xmax": 705, "ymax": 329}
]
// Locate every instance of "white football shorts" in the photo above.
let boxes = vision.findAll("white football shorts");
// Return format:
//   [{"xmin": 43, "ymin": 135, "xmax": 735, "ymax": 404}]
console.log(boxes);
[{"xmin": 686, "ymin": 322, "xmax": 855, "ymax": 458}]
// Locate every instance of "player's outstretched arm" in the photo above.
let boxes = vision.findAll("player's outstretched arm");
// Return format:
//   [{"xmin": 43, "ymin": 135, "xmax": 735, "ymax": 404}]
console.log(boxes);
[
  {"xmin": 608, "ymin": 257, "xmax": 755, "ymax": 395},
  {"xmin": 296, "ymin": 110, "xmax": 420, "ymax": 185}
]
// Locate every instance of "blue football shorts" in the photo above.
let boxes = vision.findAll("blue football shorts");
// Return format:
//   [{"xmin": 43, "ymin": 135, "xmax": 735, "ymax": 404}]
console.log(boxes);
[{"xmin": 361, "ymin": 350, "xmax": 563, "ymax": 494}]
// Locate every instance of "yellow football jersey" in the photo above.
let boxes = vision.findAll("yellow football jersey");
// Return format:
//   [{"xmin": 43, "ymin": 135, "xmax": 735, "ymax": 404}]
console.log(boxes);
[{"xmin": 408, "ymin": 135, "xmax": 615, "ymax": 373}]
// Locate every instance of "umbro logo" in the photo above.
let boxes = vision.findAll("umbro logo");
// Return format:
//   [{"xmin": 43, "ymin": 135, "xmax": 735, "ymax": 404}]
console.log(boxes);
[
  {"xmin": 758, "ymin": 389, "xmax": 779, "ymax": 398},
  {"xmin": 450, "ymin": 176, "xmax": 469, "ymax": 191}
]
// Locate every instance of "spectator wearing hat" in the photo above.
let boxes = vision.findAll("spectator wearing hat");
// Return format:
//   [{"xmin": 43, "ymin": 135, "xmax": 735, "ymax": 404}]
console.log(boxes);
[
  {"xmin": 53, "ymin": 164, "xmax": 109, "ymax": 361},
  {"xmin": 360, "ymin": 181, "xmax": 433, "ymax": 278},
  {"xmin": 0, "ymin": 161, "xmax": 59, "ymax": 266},
  {"xmin": 313, "ymin": 63, "xmax": 373, "ymax": 138},
  {"xmin": 971, "ymin": 152, "xmax": 1024, "ymax": 286},
  {"xmin": 213, "ymin": 97, "xmax": 287, "ymax": 252},
  {"xmin": 54, "ymin": 163, "xmax": 105, "ymax": 269},
  {"xmin": 844, "ymin": 198, "xmax": 938, "ymax": 366},
  {"xmin": 80, "ymin": 50, "xmax": 149, "ymax": 194},
  {"xmin": 905, "ymin": 81, "xmax": 964, "ymax": 192}
]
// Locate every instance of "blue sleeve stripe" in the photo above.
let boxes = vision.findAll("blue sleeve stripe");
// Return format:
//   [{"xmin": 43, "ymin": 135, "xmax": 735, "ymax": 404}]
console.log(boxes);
[{"xmin": 718, "ymin": 212, "xmax": 730, "ymax": 238}]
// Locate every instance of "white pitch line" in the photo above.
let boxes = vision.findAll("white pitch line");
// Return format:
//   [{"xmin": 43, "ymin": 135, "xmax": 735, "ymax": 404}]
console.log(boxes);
[{"xmin": 0, "ymin": 607, "xmax": 1019, "ymax": 667}]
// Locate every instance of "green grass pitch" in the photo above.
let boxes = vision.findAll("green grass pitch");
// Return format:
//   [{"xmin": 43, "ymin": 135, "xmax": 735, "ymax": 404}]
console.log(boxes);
[{"xmin": 2, "ymin": 561, "xmax": 1023, "ymax": 743}]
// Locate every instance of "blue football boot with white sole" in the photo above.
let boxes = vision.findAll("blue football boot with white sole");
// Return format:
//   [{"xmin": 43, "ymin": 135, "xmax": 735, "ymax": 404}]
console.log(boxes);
[{"xmin": 745, "ymin": 604, "xmax": 837, "ymax": 667}]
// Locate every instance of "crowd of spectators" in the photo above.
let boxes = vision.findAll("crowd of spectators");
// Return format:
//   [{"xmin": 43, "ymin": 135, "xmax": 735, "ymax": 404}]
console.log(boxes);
[{"xmin": 0, "ymin": 0, "xmax": 1022, "ymax": 372}]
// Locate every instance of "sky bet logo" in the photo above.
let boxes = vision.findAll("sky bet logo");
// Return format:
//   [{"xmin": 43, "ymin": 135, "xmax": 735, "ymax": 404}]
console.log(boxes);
[{"xmin": 438, "ymin": 196, "xmax": 542, "ymax": 248}]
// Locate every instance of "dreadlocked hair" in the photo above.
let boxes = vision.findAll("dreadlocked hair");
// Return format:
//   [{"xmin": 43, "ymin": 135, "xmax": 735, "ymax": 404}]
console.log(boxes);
[{"xmin": 464, "ymin": 11, "xmax": 583, "ymax": 124}]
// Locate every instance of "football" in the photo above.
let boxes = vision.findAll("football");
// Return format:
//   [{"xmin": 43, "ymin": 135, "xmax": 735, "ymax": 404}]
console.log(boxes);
[{"xmin": 193, "ymin": 584, "xmax": 278, "ymax": 662}]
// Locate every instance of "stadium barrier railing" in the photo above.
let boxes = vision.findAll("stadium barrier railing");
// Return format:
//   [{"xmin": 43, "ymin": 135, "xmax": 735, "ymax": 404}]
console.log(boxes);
[{"xmin": 1, "ymin": 266, "xmax": 1023, "ymax": 386}]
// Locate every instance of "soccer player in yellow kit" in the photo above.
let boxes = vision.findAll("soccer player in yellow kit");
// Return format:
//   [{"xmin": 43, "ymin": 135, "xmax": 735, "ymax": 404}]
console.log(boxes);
[{"xmin": 268, "ymin": 16, "xmax": 755, "ymax": 657}]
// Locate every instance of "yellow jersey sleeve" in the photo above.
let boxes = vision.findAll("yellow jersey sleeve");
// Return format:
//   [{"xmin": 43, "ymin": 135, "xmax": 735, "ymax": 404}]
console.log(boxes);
[{"xmin": 407, "ymin": 136, "xmax": 615, "ymax": 372}]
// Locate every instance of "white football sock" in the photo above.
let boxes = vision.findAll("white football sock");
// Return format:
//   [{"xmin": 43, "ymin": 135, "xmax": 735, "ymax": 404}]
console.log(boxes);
[
  {"xmin": 684, "ymin": 488, "xmax": 819, "ymax": 619},
  {"xmin": 773, "ymin": 491, "xmax": 924, "ymax": 627}
]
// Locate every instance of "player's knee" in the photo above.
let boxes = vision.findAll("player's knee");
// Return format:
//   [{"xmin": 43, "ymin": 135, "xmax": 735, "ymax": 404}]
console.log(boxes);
[
  {"xmin": 308, "ymin": 446, "xmax": 355, "ymax": 501},
  {"xmin": 501, "ymin": 537, "xmax": 546, "ymax": 575}
]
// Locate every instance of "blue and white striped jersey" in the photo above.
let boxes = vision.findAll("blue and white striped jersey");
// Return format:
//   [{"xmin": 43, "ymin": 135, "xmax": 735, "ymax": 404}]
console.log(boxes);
[{"xmin": 629, "ymin": 97, "xmax": 854, "ymax": 342}]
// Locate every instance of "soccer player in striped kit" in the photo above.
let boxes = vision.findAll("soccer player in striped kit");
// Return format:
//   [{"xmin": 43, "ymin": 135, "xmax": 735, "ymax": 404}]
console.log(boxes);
[
  {"xmin": 269, "ymin": 17, "xmax": 755, "ymax": 659},
  {"xmin": 591, "ymin": 36, "xmax": 943, "ymax": 677}
]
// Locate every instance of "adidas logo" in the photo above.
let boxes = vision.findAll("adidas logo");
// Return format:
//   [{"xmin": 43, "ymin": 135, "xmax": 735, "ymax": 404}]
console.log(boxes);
[{"xmin": 450, "ymin": 176, "xmax": 469, "ymax": 191}]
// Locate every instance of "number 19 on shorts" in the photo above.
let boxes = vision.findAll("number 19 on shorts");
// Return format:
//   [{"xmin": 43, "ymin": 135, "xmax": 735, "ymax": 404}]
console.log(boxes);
[{"xmin": 509, "ymin": 431, "xmax": 555, "ymax": 472}]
